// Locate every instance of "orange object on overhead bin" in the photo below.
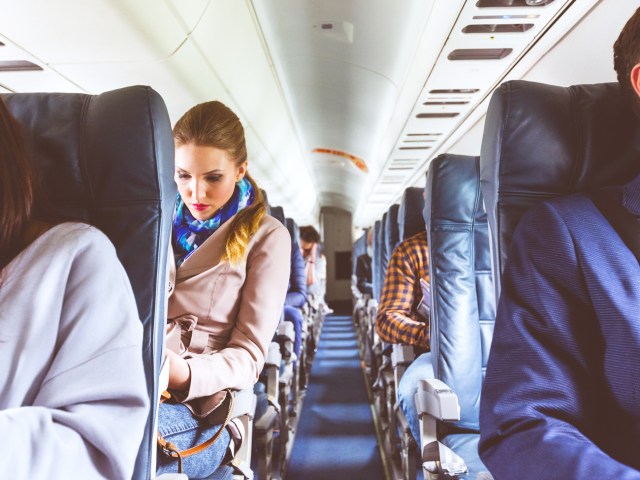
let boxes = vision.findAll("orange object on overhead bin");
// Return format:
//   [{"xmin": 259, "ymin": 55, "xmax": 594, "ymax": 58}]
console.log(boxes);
[{"xmin": 312, "ymin": 147, "xmax": 368, "ymax": 173}]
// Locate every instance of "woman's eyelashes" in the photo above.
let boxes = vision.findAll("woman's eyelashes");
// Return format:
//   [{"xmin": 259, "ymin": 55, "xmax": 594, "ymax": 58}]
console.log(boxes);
[{"xmin": 175, "ymin": 172, "xmax": 222, "ymax": 183}]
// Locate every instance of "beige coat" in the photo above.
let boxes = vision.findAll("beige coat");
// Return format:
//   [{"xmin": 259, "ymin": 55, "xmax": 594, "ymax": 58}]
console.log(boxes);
[{"xmin": 167, "ymin": 214, "xmax": 290, "ymax": 411}]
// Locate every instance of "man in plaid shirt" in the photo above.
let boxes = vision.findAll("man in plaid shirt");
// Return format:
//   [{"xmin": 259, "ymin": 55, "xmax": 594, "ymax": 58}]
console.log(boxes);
[{"xmin": 375, "ymin": 228, "xmax": 430, "ymax": 444}]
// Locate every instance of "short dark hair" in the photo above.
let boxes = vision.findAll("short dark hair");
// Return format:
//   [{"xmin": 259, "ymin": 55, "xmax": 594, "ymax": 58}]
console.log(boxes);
[
  {"xmin": 614, "ymin": 7, "xmax": 640, "ymax": 114},
  {"xmin": 0, "ymin": 97, "xmax": 33, "ymax": 269},
  {"xmin": 299, "ymin": 225, "xmax": 321, "ymax": 244}
]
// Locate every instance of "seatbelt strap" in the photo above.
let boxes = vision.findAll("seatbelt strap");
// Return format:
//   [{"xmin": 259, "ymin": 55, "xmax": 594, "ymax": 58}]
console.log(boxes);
[{"xmin": 589, "ymin": 188, "xmax": 640, "ymax": 263}]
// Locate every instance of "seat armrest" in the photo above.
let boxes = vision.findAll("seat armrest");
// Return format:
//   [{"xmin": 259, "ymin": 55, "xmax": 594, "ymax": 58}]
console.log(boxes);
[
  {"xmin": 477, "ymin": 472, "xmax": 495, "ymax": 480},
  {"xmin": 277, "ymin": 321, "xmax": 295, "ymax": 343},
  {"xmin": 265, "ymin": 342, "xmax": 282, "ymax": 368},
  {"xmin": 231, "ymin": 388, "xmax": 256, "ymax": 419},
  {"xmin": 391, "ymin": 344, "xmax": 415, "ymax": 367},
  {"xmin": 416, "ymin": 378, "xmax": 460, "ymax": 421}
]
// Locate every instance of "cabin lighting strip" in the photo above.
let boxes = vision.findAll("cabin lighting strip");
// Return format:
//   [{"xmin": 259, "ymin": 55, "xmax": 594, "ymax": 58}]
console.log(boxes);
[
  {"xmin": 462, "ymin": 24, "xmax": 534, "ymax": 33},
  {"xmin": 416, "ymin": 112, "xmax": 459, "ymax": 119},
  {"xmin": 0, "ymin": 60, "xmax": 43, "ymax": 72},
  {"xmin": 448, "ymin": 48, "xmax": 513, "ymax": 60},
  {"xmin": 429, "ymin": 89, "xmax": 479, "ymax": 94},
  {"xmin": 473, "ymin": 14, "xmax": 540, "ymax": 19},
  {"xmin": 423, "ymin": 100, "xmax": 469, "ymax": 105},
  {"xmin": 476, "ymin": 0, "xmax": 554, "ymax": 7}
]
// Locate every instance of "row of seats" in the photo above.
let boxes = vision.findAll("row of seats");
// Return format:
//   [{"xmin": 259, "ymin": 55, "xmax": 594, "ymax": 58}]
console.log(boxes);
[
  {"xmin": 352, "ymin": 79, "xmax": 638, "ymax": 480},
  {"xmin": 256, "ymin": 199, "xmax": 325, "ymax": 480},
  {"xmin": 4, "ymin": 85, "xmax": 326, "ymax": 480}
]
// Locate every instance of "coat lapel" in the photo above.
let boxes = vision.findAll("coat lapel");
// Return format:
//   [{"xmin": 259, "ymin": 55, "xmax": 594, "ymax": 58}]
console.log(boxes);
[{"xmin": 175, "ymin": 219, "xmax": 234, "ymax": 281}]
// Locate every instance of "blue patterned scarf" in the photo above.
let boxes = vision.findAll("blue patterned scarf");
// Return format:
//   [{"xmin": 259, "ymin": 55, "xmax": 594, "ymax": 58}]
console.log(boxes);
[{"xmin": 172, "ymin": 177, "xmax": 255, "ymax": 267}]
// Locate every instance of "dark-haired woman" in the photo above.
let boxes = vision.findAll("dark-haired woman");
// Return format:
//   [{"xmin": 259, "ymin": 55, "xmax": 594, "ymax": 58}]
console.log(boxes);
[
  {"xmin": 0, "ymin": 99, "xmax": 148, "ymax": 479},
  {"xmin": 157, "ymin": 101, "xmax": 290, "ymax": 476}
]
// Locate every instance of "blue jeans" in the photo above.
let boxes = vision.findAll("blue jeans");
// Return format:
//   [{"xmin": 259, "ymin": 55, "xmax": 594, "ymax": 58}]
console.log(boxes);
[
  {"xmin": 157, "ymin": 401, "xmax": 231, "ymax": 478},
  {"xmin": 283, "ymin": 305, "xmax": 303, "ymax": 357},
  {"xmin": 397, "ymin": 352, "xmax": 433, "ymax": 443}
]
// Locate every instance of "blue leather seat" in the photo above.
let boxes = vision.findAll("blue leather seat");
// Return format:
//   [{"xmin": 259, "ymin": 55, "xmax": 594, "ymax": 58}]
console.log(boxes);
[
  {"xmin": 372, "ymin": 219, "xmax": 382, "ymax": 301},
  {"xmin": 3, "ymin": 86, "xmax": 175, "ymax": 480},
  {"xmin": 377, "ymin": 212, "xmax": 389, "ymax": 295},
  {"xmin": 478, "ymin": 79, "xmax": 640, "ymax": 480},
  {"xmin": 270, "ymin": 205, "xmax": 285, "ymax": 225},
  {"xmin": 385, "ymin": 204, "xmax": 401, "ymax": 260},
  {"xmin": 480, "ymin": 80, "xmax": 640, "ymax": 298},
  {"xmin": 422, "ymin": 153, "xmax": 495, "ymax": 478},
  {"xmin": 352, "ymin": 231, "xmax": 367, "ymax": 277},
  {"xmin": 285, "ymin": 217, "xmax": 300, "ymax": 246},
  {"xmin": 398, "ymin": 186, "xmax": 426, "ymax": 242}
]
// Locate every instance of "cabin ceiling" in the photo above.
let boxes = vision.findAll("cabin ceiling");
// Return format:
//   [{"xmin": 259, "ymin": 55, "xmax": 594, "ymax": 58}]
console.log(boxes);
[{"xmin": 0, "ymin": 0, "xmax": 603, "ymax": 226}]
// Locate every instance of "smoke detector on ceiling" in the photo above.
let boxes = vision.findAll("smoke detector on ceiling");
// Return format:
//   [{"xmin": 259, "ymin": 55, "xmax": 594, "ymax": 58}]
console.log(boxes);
[{"xmin": 312, "ymin": 20, "xmax": 354, "ymax": 43}]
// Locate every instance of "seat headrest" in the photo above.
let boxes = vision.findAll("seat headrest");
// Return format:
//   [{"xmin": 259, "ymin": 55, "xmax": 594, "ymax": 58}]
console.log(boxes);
[
  {"xmin": 385, "ymin": 204, "xmax": 400, "ymax": 255},
  {"xmin": 3, "ymin": 85, "xmax": 175, "ymax": 480},
  {"xmin": 425, "ymin": 154, "xmax": 484, "ymax": 229},
  {"xmin": 398, "ymin": 186, "xmax": 426, "ymax": 241},
  {"xmin": 352, "ymin": 231, "xmax": 367, "ymax": 274},
  {"xmin": 480, "ymin": 80, "xmax": 640, "ymax": 297},
  {"xmin": 372, "ymin": 219, "xmax": 382, "ymax": 300},
  {"xmin": 260, "ymin": 189, "xmax": 271, "ymax": 215},
  {"xmin": 285, "ymin": 217, "xmax": 299, "ymax": 245},
  {"xmin": 270, "ymin": 205, "xmax": 285, "ymax": 225},
  {"xmin": 4, "ymin": 87, "xmax": 175, "ymax": 225}
]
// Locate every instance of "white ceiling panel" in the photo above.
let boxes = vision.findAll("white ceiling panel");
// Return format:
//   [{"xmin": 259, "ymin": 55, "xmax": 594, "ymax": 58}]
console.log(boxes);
[
  {"xmin": 251, "ymin": 0, "xmax": 438, "ymax": 213},
  {"xmin": 0, "ymin": 1, "xmax": 184, "ymax": 63}
]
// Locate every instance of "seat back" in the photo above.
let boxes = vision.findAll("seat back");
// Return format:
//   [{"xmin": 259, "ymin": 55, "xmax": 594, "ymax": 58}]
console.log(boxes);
[
  {"xmin": 3, "ymin": 86, "xmax": 176, "ymax": 480},
  {"xmin": 372, "ymin": 219, "xmax": 382, "ymax": 300},
  {"xmin": 353, "ymin": 231, "xmax": 367, "ymax": 276},
  {"xmin": 398, "ymin": 186, "xmax": 426, "ymax": 241},
  {"xmin": 261, "ymin": 189, "xmax": 271, "ymax": 215},
  {"xmin": 286, "ymin": 217, "xmax": 300, "ymax": 245},
  {"xmin": 378, "ymin": 211, "xmax": 389, "ymax": 291},
  {"xmin": 385, "ymin": 204, "xmax": 400, "ymax": 257},
  {"xmin": 271, "ymin": 205, "xmax": 285, "ymax": 225},
  {"xmin": 480, "ymin": 80, "xmax": 640, "ymax": 300},
  {"xmin": 424, "ymin": 154, "xmax": 494, "ymax": 431}
]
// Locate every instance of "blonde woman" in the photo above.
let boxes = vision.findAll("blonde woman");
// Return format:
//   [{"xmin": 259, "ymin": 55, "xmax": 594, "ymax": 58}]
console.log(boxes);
[{"xmin": 157, "ymin": 101, "xmax": 290, "ymax": 476}]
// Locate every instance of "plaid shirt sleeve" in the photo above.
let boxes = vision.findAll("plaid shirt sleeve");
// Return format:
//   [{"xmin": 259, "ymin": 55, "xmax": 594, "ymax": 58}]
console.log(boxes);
[{"xmin": 375, "ymin": 232, "xmax": 430, "ymax": 349}]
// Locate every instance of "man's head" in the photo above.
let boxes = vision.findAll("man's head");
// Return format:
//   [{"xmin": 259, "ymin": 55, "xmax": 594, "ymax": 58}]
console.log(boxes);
[
  {"xmin": 614, "ymin": 7, "xmax": 640, "ymax": 115},
  {"xmin": 299, "ymin": 225, "xmax": 320, "ymax": 258}
]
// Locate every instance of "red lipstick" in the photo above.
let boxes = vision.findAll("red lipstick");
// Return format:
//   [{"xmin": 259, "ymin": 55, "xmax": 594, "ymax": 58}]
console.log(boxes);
[{"xmin": 191, "ymin": 203, "xmax": 209, "ymax": 212}]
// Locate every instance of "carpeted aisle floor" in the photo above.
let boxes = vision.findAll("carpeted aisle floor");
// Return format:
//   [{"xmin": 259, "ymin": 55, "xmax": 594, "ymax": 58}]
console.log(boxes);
[{"xmin": 286, "ymin": 315, "xmax": 385, "ymax": 480}]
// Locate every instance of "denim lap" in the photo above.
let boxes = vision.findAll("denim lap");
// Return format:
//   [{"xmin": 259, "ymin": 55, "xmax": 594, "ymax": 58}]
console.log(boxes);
[
  {"xmin": 157, "ymin": 401, "xmax": 231, "ymax": 478},
  {"xmin": 397, "ymin": 352, "xmax": 434, "ymax": 443}
]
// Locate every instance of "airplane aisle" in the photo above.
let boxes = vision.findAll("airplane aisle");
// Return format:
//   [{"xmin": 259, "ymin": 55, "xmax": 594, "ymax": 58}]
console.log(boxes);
[{"xmin": 286, "ymin": 315, "xmax": 386, "ymax": 480}]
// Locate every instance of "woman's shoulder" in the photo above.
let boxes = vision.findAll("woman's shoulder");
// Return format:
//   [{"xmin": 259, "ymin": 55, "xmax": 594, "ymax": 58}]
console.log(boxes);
[
  {"xmin": 257, "ymin": 215, "xmax": 290, "ymax": 239},
  {"xmin": 42, "ymin": 222, "xmax": 114, "ymax": 250},
  {"xmin": 25, "ymin": 222, "xmax": 117, "ymax": 265},
  {"xmin": 250, "ymin": 215, "xmax": 290, "ymax": 253}
]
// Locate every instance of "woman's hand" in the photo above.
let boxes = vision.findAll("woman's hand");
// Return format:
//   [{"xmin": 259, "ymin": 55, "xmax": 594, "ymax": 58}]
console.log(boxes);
[{"xmin": 166, "ymin": 349, "xmax": 191, "ymax": 391}]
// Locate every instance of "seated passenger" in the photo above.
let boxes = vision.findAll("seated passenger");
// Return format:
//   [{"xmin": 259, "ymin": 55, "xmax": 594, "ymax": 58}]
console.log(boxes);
[
  {"xmin": 284, "ymin": 235, "xmax": 307, "ymax": 358},
  {"xmin": 375, "ymin": 229, "xmax": 430, "ymax": 444},
  {"xmin": 299, "ymin": 225, "xmax": 332, "ymax": 313},
  {"xmin": 479, "ymin": 9, "xmax": 640, "ymax": 478},
  {"xmin": 0, "ymin": 98, "xmax": 148, "ymax": 479},
  {"xmin": 355, "ymin": 229, "xmax": 374, "ymax": 295},
  {"xmin": 157, "ymin": 101, "xmax": 290, "ymax": 476}
]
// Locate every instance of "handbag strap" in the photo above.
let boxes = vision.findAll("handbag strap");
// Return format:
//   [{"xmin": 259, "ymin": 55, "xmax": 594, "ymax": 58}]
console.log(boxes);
[
  {"xmin": 157, "ymin": 389, "xmax": 235, "ymax": 474},
  {"xmin": 589, "ymin": 188, "xmax": 640, "ymax": 263}
]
